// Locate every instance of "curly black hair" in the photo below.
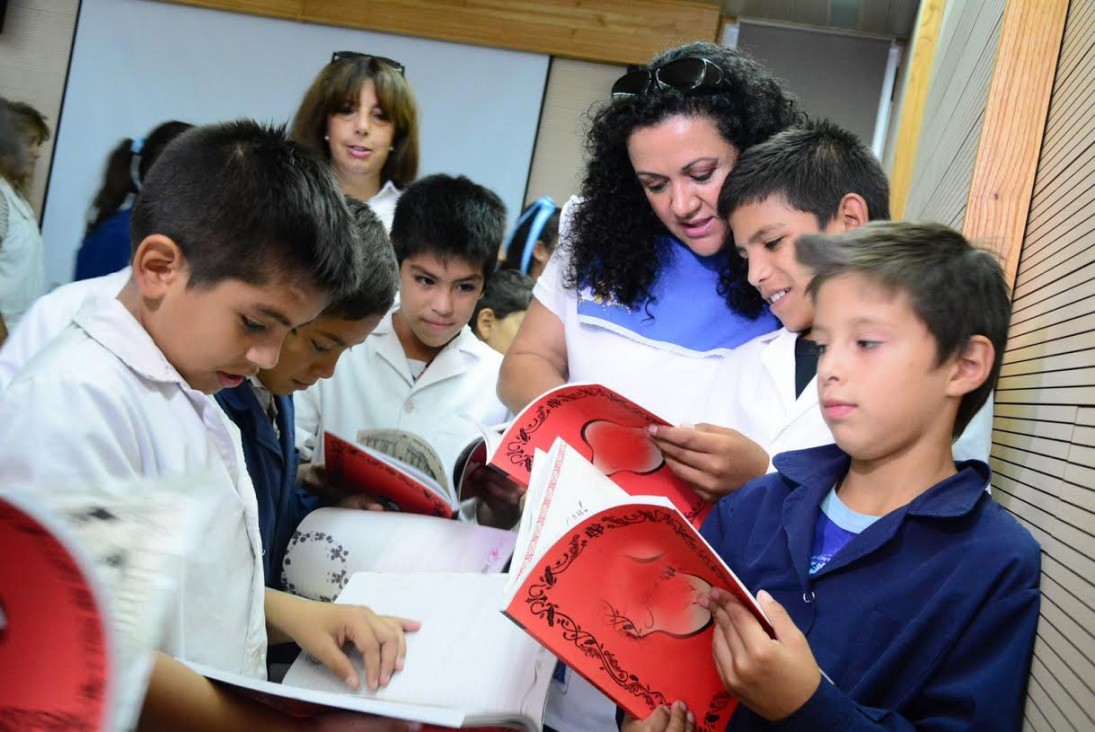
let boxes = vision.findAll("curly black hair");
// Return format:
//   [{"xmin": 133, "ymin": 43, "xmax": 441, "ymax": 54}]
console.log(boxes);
[{"xmin": 564, "ymin": 41, "xmax": 803, "ymax": 317}]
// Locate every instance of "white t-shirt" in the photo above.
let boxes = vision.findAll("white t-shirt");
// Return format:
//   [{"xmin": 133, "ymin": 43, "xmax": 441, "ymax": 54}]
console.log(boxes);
[
  {"xmin": 0, "ymin": 267, "xmax": 130, "ymax": 391},
  {"xmin": 295, "ymin": 308, "xmax": 508, "ymax": 490},
  {"xmin": 0, "ymin": 296, "xmax": 268, "ymax": 677}
]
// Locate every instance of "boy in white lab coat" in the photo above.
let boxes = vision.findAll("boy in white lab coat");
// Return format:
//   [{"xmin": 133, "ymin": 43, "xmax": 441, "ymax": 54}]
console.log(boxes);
[
  {"xmin": 0, "ymin": 121, "xmax": 417, "ymax": 731},
  {"xmin": 653, "ymin": 120, "xmax": 991, "ymax": 478},
  {"xmin": 295, "ymin": 174, "xmax": 510, "ymax": 507}
]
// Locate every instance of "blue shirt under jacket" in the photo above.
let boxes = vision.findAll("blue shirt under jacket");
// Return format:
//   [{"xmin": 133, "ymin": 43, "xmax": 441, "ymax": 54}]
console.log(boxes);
[
  {"xmin": 216, "ymin": 383, "xmax": 321, "ymax": 589},
  {"xmin": 700, "ymin": 444, "xmax": 1041, "ymax": 732}
]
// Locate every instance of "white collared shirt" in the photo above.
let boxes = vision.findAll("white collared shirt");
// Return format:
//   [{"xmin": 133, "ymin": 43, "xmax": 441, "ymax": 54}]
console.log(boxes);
[
  {"xmin": 0, "ymin": 267, "xmax": 130, "ymax": 391},
  {"xmin": 0, "ymin": 295, "xmax": 269, "ymax": 677},
  {"xmin": 294, "ymin": 307, "xmax": 508, "ymax": 491},
  {"xmin": 366, "ymin": 181, "xmax": 401, "ymax": 232}
]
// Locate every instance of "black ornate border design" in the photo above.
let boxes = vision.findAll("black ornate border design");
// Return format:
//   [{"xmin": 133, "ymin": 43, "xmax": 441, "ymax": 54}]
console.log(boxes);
[{"xmin": 518, "ymin": 506, "xmax": 734, "ymax": 731}]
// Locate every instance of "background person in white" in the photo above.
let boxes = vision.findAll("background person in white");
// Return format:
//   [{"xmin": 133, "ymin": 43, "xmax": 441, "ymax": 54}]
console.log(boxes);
[
  {"xmin": 0, "ymin": 99, "xmax": 50, "ymax": 341},
  {"xmin": 290, "ymin": 51, "xmax": 420, "ymax": 231},
  {"xmin": 295, "ymin": 174, "xmax": 509, "ymax": 498}
]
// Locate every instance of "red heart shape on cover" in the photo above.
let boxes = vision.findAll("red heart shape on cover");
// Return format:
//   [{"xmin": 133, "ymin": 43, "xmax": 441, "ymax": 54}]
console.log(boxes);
[{"xmin": 582, "ymin": 419, "xmax": 665, "ymax": 476}]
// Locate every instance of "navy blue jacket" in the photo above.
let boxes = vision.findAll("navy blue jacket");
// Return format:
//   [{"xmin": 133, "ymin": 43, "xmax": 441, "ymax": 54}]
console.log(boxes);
[
  {"xmin": 216, "ymin": 383, "xmax": 321, "ymax": 589},
  {"xmin": 74, "ymin": 208, "xmax": 132, "ymax": 281},
  {"xmin": 700, "ymin": 444, "xmax": 1041, "ymax": 732}
]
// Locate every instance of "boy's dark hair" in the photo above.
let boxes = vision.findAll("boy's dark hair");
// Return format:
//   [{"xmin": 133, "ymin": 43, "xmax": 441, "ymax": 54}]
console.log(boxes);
[
  {"xmin": 390, "ymin": 174, "xmax": 506, "ymax": 279},
  {"xmin": 322, "ymin": 197, "xmax": 399, "ymax": 320},
  {"xmin": 565, "ymin": 41, "xmax": 802, "ymax": 317},
  {"xmin": 131, "ymin": 120, "xmax": 364, "ymax": 301},
  {"xmin": 798, "ymin": 222, "xmax": 1009, "ymax": 438},
  {"xmin": 473, "ymin": 269, "xmax": 534, "ymax": 336},
  {"xmin": 718, "ymin": 119, "xmax": 890, "ymax": 226}
]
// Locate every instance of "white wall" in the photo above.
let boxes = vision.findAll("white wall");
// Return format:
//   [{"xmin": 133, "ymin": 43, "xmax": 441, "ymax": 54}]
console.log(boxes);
[{"xmin": 41, "ymin": 0, "xmax": 549, "ymax": 285}]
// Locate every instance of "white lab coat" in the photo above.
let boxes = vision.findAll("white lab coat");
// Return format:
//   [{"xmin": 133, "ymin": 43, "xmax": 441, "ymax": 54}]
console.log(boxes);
[
  {"xmin": 0, "ymin": 296, "xmax": 269, "ymax": 677},
  {"xmin": 295, "ymin": 309, "xmax": 508, "ymax": 487}
]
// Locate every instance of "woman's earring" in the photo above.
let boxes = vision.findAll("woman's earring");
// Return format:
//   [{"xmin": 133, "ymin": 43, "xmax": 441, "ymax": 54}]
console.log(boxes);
[
  {"xmin": 324, "ymin": 134, "xmax": 330, "ymax": 141},
  {"xmin": 390, "ymin": 145, "xmax": 395, "ymax": 151}
]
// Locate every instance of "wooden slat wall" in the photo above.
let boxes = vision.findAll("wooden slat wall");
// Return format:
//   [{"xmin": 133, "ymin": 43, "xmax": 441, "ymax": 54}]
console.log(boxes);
[
  {"xmin": 992, "ymin": 1, "xmax": 1095, "ymax": 729},
  {"xmin": 158, "ymin": 0, "xmax": 721, "ymax": 66},
  {"xmin": 902, "ymin": 0, "xmax": 1006, "ymax": 229}
]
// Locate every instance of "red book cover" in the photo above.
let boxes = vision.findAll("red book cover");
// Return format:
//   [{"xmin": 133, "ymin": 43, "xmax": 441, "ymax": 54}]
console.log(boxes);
[
  {"xmin": 481, "ymin": 384, "xmax": 710, "ymax": 526},
  {"xmin": 324, "ymin": 432, "xmax": 454, "ymax": 518},
  {"xmin": 0, "ymin": 498, "xmax": 113, "ymax": 730},
  {"xmin": 504, "ymin": 503, "xmax": 769, "ymax": 731}
]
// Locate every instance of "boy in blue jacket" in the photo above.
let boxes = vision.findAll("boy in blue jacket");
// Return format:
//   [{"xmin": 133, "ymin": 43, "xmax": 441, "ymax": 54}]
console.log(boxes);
[
  {"xmin": 216, "ymin": 198, "xmax": 398, "ymax": 588},
  {"xmin": 628, "ymin": 222, "xmax": 1040, "ymax": 731}
]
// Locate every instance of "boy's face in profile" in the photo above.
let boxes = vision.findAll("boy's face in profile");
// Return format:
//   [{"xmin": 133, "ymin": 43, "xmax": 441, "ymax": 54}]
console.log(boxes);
[
  {"xmin": 150, "ymin": 274, "xmax": 326, "ymax": 395},
  {"xmin": 258, "ymin": 314, "xmax": 381, "ymax": 396},
  {"xmin": 393, "ymin": 253, "xmax": 484, "ymax": 360},
  {"xmin": 730, "ymin": 194, "xmax": 846, "ymax": 333},
  {"xmin": 811, "ymin": 273, "xmax": 958, "ymax": 463}
]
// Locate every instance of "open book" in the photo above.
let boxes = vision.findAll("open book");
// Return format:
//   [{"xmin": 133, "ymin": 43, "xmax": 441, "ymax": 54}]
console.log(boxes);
[
  {"xmin": 324, "ymin": 384, "xmax": 708, "ymax": 526},
  {"xmin": 472, "ymin": 383, "xmax": 711, "ymax": 526},
  {"xmin": 324, "ymin": 429, "xmax": 457, "ymax": 517},
  {"xmin": 0, "ymin": 479, "xmax": 214, "ymax": 731},
  {"xmin": 193, "ymin": 572, "xmax": 554, "ymax": 730},
  {"xmin": 501, "ymin": 439, "xmax": 772, "ymax": 731},
  {"xmin": 281, "ymin": 508, "xmax": 517, "ymax": 602}
]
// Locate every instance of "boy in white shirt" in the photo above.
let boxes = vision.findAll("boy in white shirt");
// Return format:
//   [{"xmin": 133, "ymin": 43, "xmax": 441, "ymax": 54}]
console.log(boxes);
[
  {"xmin": 296, "ymin": 174, "xmax": 509, "ymax": 498},
  {"xmin": 0, "ymin": 121, "xmax": 417, "ymax": 730},
  {"xmin": 653, "ymin": 120, "xmax": 991, "ymax": 480}
]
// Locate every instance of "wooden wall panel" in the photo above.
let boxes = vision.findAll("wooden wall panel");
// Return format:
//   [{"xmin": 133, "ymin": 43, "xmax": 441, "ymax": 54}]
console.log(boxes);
[
  {"xmin": 990, "ymin": 2, "xmax": 1095, "ymax": 729},
  {"xmin": 158, "ymin": 0, "xmax": 721, "ymax": 65},
  {"xmin": 900, "ymin": 0, "xmax": 1006, "ymax": 229}
]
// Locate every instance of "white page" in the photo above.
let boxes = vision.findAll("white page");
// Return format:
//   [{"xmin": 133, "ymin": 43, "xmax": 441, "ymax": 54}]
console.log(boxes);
[
  {"xmin": 506, "ymin": 439, "xmax": 674, "ymax": 596},
  {"xmin": 282, "ymin": 509, "xmax": 516, "ymax": 602},
  {"xmin": 283, "ymin": 573, "xmax": 553, "ymax": 728}
]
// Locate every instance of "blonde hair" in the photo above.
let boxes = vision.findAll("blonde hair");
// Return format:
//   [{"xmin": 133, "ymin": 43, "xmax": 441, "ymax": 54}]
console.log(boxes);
[{"xmin": 290, "ymin": 57, "xmax": 419, "ymax": 190}]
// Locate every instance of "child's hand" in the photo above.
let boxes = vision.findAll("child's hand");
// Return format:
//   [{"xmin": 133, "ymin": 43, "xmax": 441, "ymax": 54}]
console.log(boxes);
[
  {"xmin": 702, "ymin": 588, "xmax": 821, "ymax": 721},
  {"xmin": 621, "ymin": 702, "xmax": 696, "ymax": 732},
  {"xmin": 336, "ymin": 493, "xmax": 389, "ymax": 511},
  {"xmin": 468, "ymin": 467, "xmax": 524, "ymax": 528},
  {"xmin": 267, "ymin": 591, "xmax": 420, "ymax": 692},
  {"xmin": 649, "ymin": 423, "xmax": 769, "ymax": 500}
]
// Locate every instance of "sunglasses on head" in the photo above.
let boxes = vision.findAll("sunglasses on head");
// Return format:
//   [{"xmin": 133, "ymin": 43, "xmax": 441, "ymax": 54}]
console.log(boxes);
[
  {"xmin": 611, "ymin": 57, "xmax": 727, "ymax": 101},
  {"xmin": 330, "ymin": 51, "xmax": 405, "ymax": 76}
]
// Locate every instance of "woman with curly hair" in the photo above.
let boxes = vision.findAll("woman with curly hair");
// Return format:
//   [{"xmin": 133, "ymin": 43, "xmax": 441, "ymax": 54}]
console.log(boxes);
[
  {"xmin": 499, "ymin": 41, "xmax": 801, "ymax": 732},
  {"xmin": 501, "ymin": 42, "xmax": 800, "ymax": 468},
  {"xmin": 291, "ymin": 51, "xmax": 419, "ymax": 230}
]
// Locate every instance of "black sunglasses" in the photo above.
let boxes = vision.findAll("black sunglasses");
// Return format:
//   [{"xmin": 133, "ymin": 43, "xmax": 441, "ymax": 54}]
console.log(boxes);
[
  {"xmin": 330, "ymin": 51, "xmax": 405, "ymax": 76},
  {"xmin": 611, "ymin": 57, "xmax": 727, "ymax": 101}
]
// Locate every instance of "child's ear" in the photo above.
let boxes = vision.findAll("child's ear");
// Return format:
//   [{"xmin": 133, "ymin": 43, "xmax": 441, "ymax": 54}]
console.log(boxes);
[
  {"xmin": 832, "ymin": 193, "xmax": 870, "ymax": 232},
  {"xmin": 131, "ymin": 235, "xmax": 187, "ymax": 300},
  {"xmin": 475, "ymin": 308, "xmax": 496, "ymax": 340},
  {"xmin": 945, "ymin": 335, "xmax": 995, "ymax": 398},
  {"xmin": 532, "ymin": 240, "xmax": 551, "ymax": 264}
]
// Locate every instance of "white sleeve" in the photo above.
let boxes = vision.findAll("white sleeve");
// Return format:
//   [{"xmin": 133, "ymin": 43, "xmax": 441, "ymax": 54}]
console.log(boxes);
[
  {"xmin": 293, "ymin": 382, "xmax": 323, "ymax": 463},
  {"xmin": 0, "ymin": 375, "xmax": 144, "ymax": 485}
]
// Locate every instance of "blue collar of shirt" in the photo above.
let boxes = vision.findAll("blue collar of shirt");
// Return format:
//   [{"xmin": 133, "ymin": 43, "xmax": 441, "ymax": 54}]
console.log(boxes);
[
  {"xmin": 774, "ymin": 443, "xmax": 991, "ymax": 520},
  {"xmin": 773, "ymin": 444, "xmax": 992, "ymax": 582},
  {"xmin": 575, "ymin": 236, "xmax": 778, "ymax": 355}
]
